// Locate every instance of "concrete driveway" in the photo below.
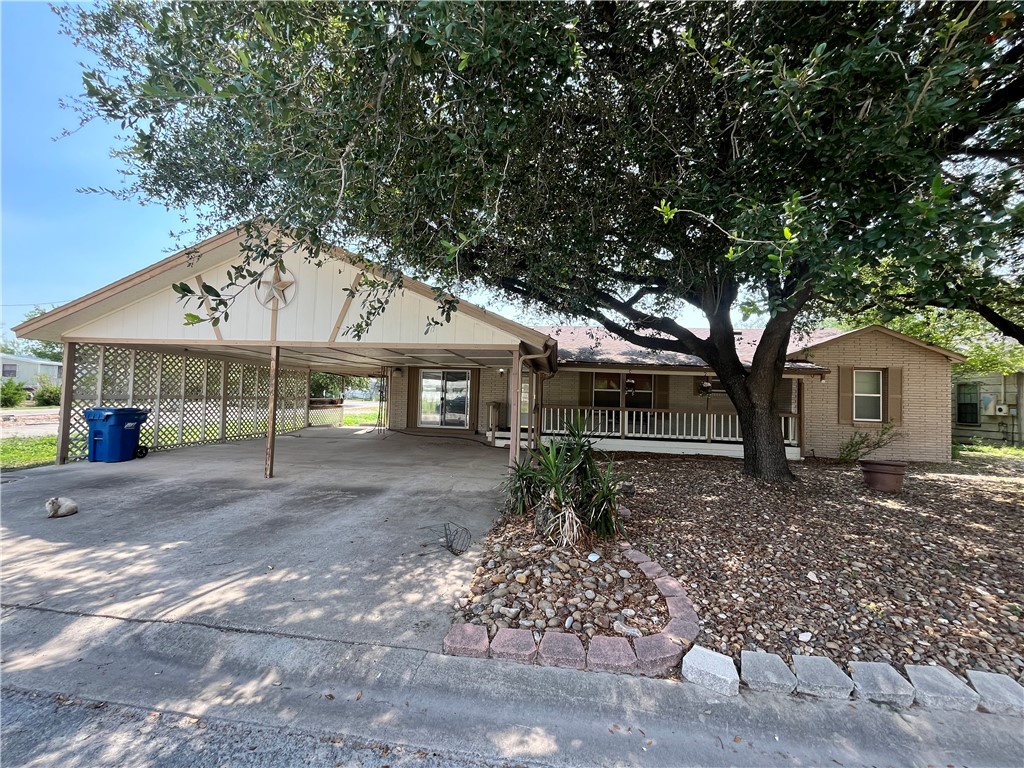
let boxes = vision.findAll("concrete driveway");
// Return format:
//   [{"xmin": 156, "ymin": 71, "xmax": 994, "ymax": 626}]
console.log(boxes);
[{"xmin": 0, "ymin": 428, "xmax": 505, "ymax": 652}]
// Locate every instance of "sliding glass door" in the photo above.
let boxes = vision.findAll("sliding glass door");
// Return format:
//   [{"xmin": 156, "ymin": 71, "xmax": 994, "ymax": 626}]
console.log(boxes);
[{"xmin": 419, "ymin": 370, "xmax": 471, "ymax": 428}]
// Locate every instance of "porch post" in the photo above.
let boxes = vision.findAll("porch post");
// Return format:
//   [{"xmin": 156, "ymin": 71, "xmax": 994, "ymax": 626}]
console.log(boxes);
[
  {"xmin": 797, "ymin": 378, "xmax": 806, "ymax": 456},
  {"xmin": 508, "ymin": 349, "xmax": 522, "ymax": 468},
  {"xmin": 56, "ymin": 342, "xmax": 77, "ymax": 465},
  {"xmin": 536, "ymin": 373, "xmax": 545, "ymax": 445},
  {"xmin": 265, "ymin": 346, "xmax": 281, "ymax": 479}
]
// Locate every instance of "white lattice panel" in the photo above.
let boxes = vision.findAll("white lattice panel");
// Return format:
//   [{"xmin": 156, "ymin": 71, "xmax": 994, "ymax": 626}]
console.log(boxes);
[{"xmin": 64, "ymin": 343, "xmax": 309, "ymax": 463}]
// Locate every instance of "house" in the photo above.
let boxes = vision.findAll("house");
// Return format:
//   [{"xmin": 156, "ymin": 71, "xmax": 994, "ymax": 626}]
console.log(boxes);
[
  {"xmin": 0, "ymin": 353, "xmax": 62, "ymax": 392},
  {"xmin": 13, "ymin": 226, "xmax": 965, "ymax": 473},
  {"xmin": 951, "ymin": 370, "xmax": 1023, "ymax": 447},
  {"xmin": 480, "ymin": 325, "xmax": 963, "ymax": 463}
]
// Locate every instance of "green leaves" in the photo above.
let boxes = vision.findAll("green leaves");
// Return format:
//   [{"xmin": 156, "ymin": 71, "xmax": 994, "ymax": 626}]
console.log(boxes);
[{"xmin": 654, "ymin": 199, "xmax": 680, "ymax": 223}]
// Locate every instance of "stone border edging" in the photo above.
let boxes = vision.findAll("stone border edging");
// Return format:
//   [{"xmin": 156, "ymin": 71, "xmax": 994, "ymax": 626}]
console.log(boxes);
[
  {"xmin": 444, "ymin": 539, "xmax": 701, "ymax": 677},
  {"xmin": 443, "ymin": 541, "xmax": 1024, "ymax": 718}
]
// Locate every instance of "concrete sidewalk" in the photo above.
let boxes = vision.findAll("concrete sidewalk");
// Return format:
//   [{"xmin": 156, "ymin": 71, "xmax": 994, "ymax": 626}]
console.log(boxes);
[{"xmin": 2, "ymin": 604, "xmax": 1021, "ymax": 767}]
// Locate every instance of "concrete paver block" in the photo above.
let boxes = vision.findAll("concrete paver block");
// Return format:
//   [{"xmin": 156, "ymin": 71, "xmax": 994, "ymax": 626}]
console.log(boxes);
[
  {"xmin": 489, "ymin": 628, "xmax": 537, "ymax": 663},
  {"xmin": 740, "ymin": 651, "xmax": 796, "ymax": 694},
  {"xmin": 967, "ymin": 670, "xmax": 1024, "ymax": 716},
  {"xmin": 638, "ymin": 561, "xmax": 668, "ymax": 580},
  {"xmin": 537, "ymin": 632, "xmax": 585, "ymax": 669},
  {"xmin": 587, "ymin": 635, "xmax": 638, "ymax": 673},
  {"xmin": 665, "ymin": 597, "xmax": 698, "ymax": 622},
  {"xmin": 906, "ymin": 665, "xmax": 979, "ymax": 711},
  {"xmin": 793, "ymin": 655, "xmax": 853, "ymax": 699},
  {"xmin": 681, "ymin": 645, "xmax": 739, "ymax": 696},
  {"xmin": 662, "ymin": 616, "xmax": 699, "ymax": 647},
  {"xmin": 849, "ymin": 661, "xmax": 915, "ymax": 707},
  {"xmin": 442, "ymin": 624, "xmax": 489, "ymax": 658},
  {"xmin": 633, "ymin": 632, "xmax": 683, "ymax": 676},
  {"xmin": 654, "ymin": 576, "xmax": 686, "ymax": 597},
  {"xmin": 622, "ymin": 549, "xmax": 651, "ymax": 564}
]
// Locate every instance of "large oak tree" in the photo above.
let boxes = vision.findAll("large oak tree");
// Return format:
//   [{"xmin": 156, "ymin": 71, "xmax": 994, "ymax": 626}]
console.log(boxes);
[{"xmin": 62, "ymin": 1, "xmax": 1023, "ymax": 480}]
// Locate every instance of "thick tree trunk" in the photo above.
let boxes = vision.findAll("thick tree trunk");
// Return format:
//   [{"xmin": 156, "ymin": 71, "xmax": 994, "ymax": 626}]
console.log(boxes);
[{"xmin": 737, "ymin": 398, "xmax": 794, "ymax": 482}]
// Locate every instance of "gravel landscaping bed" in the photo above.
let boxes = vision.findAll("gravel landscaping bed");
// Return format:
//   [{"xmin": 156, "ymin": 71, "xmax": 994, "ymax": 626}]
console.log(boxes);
[
  {"xmin": 455, "ymin": 517, "xmax": 669, "ymax": 642},
  {"xmin": 617, "ymin": 452, "xmax": 1024, "ymax": 680},
  {"xmin": 453, "ymin": 450, "xmax": 1023, "ymax": 680}
]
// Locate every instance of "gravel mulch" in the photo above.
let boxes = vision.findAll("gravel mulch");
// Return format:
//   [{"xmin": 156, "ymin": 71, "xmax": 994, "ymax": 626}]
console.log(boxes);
[
  {"xmin": 618, "ymin": 452, "xmax": 1024, "ymax": 679},
  {"xmin": 455, "ymin": 517, "xmax": 669, "ymax": 642},
  {"xmin": 454, "ymin": 450, "xmax": 1022, "ymax": 680}
]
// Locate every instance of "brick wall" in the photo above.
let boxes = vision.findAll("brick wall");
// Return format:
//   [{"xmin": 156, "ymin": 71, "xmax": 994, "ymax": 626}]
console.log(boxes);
[
  {"xmin": 477, "ymin": 367, "xmax": 509, "ymax": 430},
  {"xmin": 543, "ymin": 370, "xmax": 580, "ymax": 405},
  {"xmin": 388, "ymin": 369, "xmax": 408, "ymax": 429},
  {"xmin": 801, "ymin": 330, "xmax": 953, "ymax": 462}
]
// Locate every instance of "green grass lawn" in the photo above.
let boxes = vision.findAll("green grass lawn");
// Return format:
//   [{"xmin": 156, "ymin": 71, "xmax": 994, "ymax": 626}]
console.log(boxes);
[
  {"xmin": 0, "ymin": 436, "xmax": 57, "ymax": 470},
  {"xmin": 957, "ymin": 442, "xmax": 1024, "ymax": 459},
  {"xmin": 0, "ymin": 403, "xmax": 60, "ymax": 411}
]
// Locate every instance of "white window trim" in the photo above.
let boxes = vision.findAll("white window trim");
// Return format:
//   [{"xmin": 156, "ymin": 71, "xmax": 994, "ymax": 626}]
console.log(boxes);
[
  {"xmin": 853, "ymin": 369, "xmax": 883, "ymax": 423},
  {"xmin": 418, "ymin": 369, "xmax": 472, "ymax": 429}
]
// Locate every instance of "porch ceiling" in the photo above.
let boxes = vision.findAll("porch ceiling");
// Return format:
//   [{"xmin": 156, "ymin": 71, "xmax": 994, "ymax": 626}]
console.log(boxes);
[{"xmin": 85, "ymin": 341, "xmax": 520, "ymax": 376}]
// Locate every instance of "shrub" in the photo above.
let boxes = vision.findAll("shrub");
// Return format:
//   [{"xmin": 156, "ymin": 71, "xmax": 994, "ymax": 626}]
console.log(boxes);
[
  {"xmin": 838, "ymin": 420, "xmax": 902, "ymax": 463},
  {"xmin": 34, "ymin": 384, "xmax": 61, "ymax": 406},
  {"xmin": 0, "ymin": 378, "xmax": 27, "ymax": 408},
  {"xmin": 503, "ymin": 418, "xmax": 625, "ymax": 548}
]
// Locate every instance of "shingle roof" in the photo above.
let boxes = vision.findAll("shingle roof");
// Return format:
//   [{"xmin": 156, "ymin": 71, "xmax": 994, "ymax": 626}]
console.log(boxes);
[{"xmin": 534, "ymin": 326, "xmax": 845, "ymax": 370}]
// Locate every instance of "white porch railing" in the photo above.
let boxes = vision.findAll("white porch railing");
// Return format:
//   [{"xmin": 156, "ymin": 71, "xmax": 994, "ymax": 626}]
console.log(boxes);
[{"xmin": 541, "ymin": 406, "xmax": 799, "ymax": 446}]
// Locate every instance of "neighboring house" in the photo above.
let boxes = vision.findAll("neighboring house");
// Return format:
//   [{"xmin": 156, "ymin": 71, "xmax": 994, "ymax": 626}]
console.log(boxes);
[
  {"xmin": 0, "ymin": 353, "xmax": 62, "ymax": 391},
  {"xmin": 12, "ymin": 225, "xmax": 966, "ymax": 471},
  {"xmin": 951, "ymin": 371, "xmax": 1024, "ymax": 447}
]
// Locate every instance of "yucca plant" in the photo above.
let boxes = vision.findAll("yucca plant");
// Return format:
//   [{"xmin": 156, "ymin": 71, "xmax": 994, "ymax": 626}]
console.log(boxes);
[{"xmin": 503, "ymin": 414, "xmax": 626, "ymax": 548}]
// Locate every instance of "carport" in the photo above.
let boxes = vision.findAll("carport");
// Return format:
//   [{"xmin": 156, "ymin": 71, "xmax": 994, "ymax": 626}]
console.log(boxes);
[
  {"xmin": 13, "ymin": 227, "xmax": 557, "ymax": 476},
  {"xmin": 0, "ymin": 429, "xmax": 506, "ymax": 651}
]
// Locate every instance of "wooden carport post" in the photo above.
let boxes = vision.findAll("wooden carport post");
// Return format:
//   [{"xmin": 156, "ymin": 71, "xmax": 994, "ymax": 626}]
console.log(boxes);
[
  {"xmin": 265, "ymin": 346, "xmax": 280, "ymax": 478},
  {"xmin": 508, "ymin": 349, "xmax": 522, "ymax": 468},
  {"xmin": 56, "ymin": 342, "xmax": 77, "ymax": 465}
]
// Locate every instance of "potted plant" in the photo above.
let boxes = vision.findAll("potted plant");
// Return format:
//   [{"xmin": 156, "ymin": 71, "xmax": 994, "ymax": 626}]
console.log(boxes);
[{"xmin": 838, "ymin": 421, "xmax": 906, "ymax": 492}]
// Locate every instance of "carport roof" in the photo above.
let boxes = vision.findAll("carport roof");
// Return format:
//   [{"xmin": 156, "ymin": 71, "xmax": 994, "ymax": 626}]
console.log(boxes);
[{"xmin": 14, "ymin": 227, "xmax": 557, "ymax": 376}]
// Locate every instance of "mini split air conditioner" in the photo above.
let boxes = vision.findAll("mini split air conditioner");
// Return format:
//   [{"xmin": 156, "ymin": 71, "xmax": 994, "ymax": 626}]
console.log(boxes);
[{"xmin": 995, "ymin": 404, "xmax": 1011, "ymax": 416}]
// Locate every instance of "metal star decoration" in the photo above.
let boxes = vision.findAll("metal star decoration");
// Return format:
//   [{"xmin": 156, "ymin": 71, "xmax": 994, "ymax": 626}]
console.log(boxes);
[{"xmin": 255, "ymin": 266, "xmax": 295, "ymax": 309}]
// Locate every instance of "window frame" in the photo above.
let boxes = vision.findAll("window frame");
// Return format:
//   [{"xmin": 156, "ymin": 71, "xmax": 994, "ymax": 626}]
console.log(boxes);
[
  {"xmin": 853, "ymin": 369, "xmax": 884, "ymax": 423},
  {"xmin": 956, "ymin": 382, "xmax": 981, "ymax": 426},
  {"xmin": 593, "ymin": 372, "xmax": 622, "ymax": 409},
  {"xmin": 2, "ymin": 363, "xmax": 17, "ymax": 378}
]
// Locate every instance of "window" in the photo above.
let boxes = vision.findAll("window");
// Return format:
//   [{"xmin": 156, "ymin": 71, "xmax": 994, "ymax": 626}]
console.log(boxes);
[
  {"xmin": 853, "ymin": 370, "xmax": 883, "ymax": 422},
  {"xmin": 2, "ymin": 364, "xmax": 17, "ymax": 378},
  {"xmin": 419, "ymin": 370, "xmax": 471, "ymax": 428},
  {"xmin": 956, "ymin": 382, "xmax": 980, "ymax": 425},
  {"xmin": 625, "ymin": 373, "xmax": 654, "ymax": 410},
  {"xmin": 593, "ymin": 372, "xmax": 621, "ymax": 409}
]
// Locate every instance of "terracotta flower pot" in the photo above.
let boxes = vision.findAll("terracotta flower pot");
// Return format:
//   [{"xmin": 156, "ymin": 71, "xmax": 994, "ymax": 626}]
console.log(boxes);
[{"xmin": 858, "ymin": 459, "xmax": 907, "ymax": 493}]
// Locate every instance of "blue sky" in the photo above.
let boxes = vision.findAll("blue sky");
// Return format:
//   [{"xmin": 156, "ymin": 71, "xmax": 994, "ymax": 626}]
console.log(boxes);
[
  {"xmin": 1, "ymin": 2, "xmax": 707, "ymax": 340},
  {"xmin": 1, "ymin": 1, "xmax": 193, "ymax": 338}
]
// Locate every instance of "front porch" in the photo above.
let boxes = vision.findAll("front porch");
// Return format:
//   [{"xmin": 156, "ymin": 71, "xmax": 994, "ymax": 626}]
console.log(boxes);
[{"xmin": 495, "ymin": 405, "xmax": 802, "ymax": 459}]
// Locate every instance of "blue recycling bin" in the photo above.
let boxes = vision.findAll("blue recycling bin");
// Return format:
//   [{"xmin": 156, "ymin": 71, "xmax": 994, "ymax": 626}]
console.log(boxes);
[{"xmin": 84, "ymin": 408, "xmax": 150, "ymax": 463}]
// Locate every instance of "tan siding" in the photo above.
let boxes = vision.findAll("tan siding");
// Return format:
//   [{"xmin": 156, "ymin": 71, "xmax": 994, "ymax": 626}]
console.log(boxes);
[
  {"xmin": 951, "ymin": 372, "xmax": 1024, "ymax": 445},
  {"xmin": 801, "ymin": 329, "xmax": 953, "ymax": 462}
]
